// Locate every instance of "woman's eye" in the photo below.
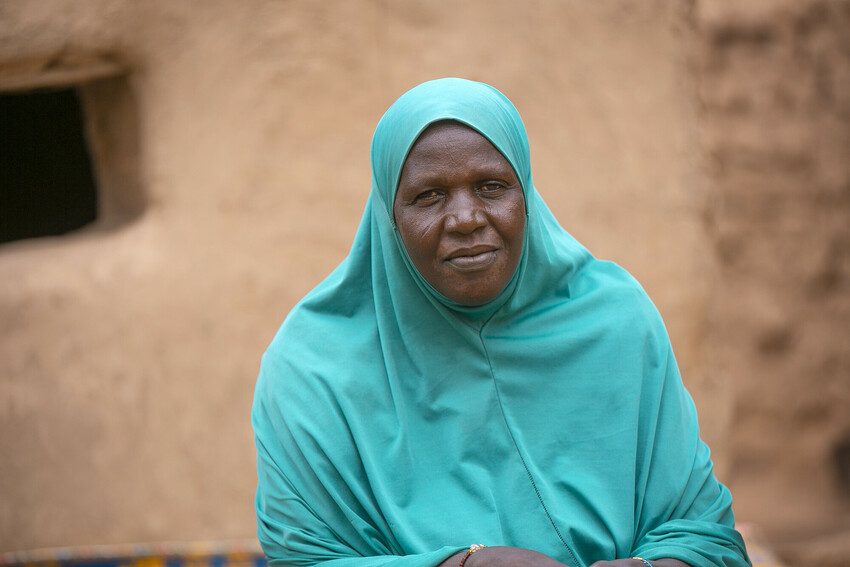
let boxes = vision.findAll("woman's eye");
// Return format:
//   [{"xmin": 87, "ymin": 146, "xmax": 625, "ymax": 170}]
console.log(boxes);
[
  {"xmin": 414, "ymin": 190, "xmax": 441, "ymax": 205},
  {"xmin": 479, "ymin": 183, "xmax": 505, "ymax": 196}
]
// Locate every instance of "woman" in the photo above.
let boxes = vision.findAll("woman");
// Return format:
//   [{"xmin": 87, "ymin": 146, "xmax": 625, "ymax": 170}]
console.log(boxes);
[{"xmin": 252, "ymin": 78, "xmax": 750, "ymax": 567}]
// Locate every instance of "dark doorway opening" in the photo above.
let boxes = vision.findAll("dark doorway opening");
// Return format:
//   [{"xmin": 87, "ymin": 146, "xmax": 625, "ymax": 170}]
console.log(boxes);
[{"xmin": 1, "ymin": 88, "xmax": 98, "ymax": 244}]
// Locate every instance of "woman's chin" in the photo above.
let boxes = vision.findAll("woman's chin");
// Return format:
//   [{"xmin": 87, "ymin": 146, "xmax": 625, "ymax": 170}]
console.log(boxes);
[{"xmin": 440, "ymin": 283, "xmax": 502, "ymax": 306}]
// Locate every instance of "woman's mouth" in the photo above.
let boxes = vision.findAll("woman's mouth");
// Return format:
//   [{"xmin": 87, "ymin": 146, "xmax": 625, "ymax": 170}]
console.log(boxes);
[{"xmin": 445, "ymin": 248, "xmax": 499, "ymax": 271}]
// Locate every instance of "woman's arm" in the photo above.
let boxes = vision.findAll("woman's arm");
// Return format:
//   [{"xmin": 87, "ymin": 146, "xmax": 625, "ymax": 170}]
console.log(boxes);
[
  {"xmin": 438, "ymin": 547, "xmax": 566, "ymax": 567},
  {"xmin": 590, "ymin": 560, "xmax": 689, "ymax": 567},
  {"xmin": 438, "ymin": 550, "xmax": 686, "ymax": 567},
  {"xmin": 627, "ymin": 341, "xmax": 749, "ymax": 566},
  {"xmin": 254, "ymin": 354, "xmax": 472, "ymax": 567},
  {"xmin": 256, "ymin": 424, "xmax": 468, "ymax": 567}
]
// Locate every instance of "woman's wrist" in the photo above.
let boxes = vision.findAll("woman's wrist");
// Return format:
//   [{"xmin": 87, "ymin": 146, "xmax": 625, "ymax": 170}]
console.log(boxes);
[
  {"xmin": 588, "ymin": 558, "xmax": 690, "ymax": 567},
  {"xmin": 459, "ymin": 544, "xmax": 487, "ymax": 567},
  {"xmin": 631, "ymin": 559, "xmax": 690, "ymax": 567},
  {"xmin": 437, "ymin": 551, "xmax": 467, "ymax": 567},
  {"xmin": 461, "ymin": 546, "xmax": 568, "ymax": 566}
]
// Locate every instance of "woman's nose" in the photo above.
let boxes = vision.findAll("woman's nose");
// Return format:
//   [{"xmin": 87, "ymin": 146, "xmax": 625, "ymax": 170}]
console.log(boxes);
[{"xmin": 444, "ymin": 192, "xmax": 487, "ymax": 234}]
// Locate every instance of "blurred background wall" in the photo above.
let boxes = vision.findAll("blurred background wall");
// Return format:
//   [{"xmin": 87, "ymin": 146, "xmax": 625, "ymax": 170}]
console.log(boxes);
[
  {"xmin": 698, "ymin": 1, "xmax": 850, "ymax": 563},
  {"xmin": 0, "ymin": 1, "xmax": 846, "ymax": 565}
]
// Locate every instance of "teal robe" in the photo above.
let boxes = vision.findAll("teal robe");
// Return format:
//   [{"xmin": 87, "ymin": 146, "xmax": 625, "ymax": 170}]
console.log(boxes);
[{"xmin": 253, "ymin": 78, "xmax": 750, "ymax": 567}]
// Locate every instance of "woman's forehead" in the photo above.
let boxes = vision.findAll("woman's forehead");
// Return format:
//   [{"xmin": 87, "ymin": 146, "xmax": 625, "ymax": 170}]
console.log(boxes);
[
  {"xmin": 404, "ymin": 123, "xmax": 511, "ymax": 168},
  {"xmin": 410, "ymin": 121, "xmax": 493, "ymax": 155},
  {"xmin": 397, "ymin": 122, "xmax": 521, "ymax": 197}
]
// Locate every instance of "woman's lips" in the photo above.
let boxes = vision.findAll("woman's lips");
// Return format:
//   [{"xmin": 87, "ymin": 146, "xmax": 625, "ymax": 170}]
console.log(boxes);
[{"xmin": 445, "ymin": 249, "xmax": 499, "ymax": 271}]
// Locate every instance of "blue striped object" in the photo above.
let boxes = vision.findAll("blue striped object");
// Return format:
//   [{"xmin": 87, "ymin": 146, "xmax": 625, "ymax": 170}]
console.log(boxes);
[{"xmin": 0, "ymin": 541, "xmax": 267, "ymax": 567}]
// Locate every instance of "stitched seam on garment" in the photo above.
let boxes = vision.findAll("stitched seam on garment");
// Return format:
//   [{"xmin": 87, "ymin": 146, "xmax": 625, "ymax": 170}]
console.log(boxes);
[{"xmin": 476, "ymin": 329, "xmax": 582, "ymax": 567}]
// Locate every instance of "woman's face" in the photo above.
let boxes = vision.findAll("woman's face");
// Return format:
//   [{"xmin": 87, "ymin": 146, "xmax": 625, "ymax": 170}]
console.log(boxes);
[{"xmin": 393, "ymin": 122, "xmax": 526, "ymax": 306}]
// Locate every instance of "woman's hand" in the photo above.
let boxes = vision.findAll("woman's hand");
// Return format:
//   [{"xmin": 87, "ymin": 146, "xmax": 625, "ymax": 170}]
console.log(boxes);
[
  {"xmin": 439, "ymin": 546, "xmax": 568, "ymax": 567},
  {"xmin": 590, "ymin": 560, "xmax": 690, "ymax": 567},
  {"xmin": 439, "ymin": 549, "xmax": 689, "ymax": 567}
]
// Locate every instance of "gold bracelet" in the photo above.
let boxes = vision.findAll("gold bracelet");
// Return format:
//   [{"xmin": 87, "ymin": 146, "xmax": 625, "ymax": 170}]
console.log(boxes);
[
  {"xmin": 631, "ymin": 557, "xmax": 654, "ymax": 567},
  {"xmin": 459, "ymin": 544, "xmax": 486, "ymax": 567}
]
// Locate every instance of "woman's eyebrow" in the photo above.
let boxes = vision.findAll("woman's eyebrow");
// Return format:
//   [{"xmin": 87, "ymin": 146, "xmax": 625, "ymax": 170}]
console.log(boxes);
[
  {"xmin": 399, "ymin": 171, "xmax": 449, "ymax": 188},
  {"xmin": 404, "ymin": 160, "xmax": 515, "ymax": 185}
]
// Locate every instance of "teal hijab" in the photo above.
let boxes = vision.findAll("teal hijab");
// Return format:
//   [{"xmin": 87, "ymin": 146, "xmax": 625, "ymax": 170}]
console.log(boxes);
[{"xmin": 253, "ymin": 79, "xmax": 749, "ymax": 567}]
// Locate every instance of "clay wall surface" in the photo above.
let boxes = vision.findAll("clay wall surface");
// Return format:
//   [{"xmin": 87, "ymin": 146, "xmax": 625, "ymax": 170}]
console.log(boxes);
[
  {"xmin": 0, "ymin": 0, "xmax": 711, "ymax": 551},
  {"xmin": 0, "ymin": 1, "xmax": 847, "ymax": 565},
  {"xmin": 697, "ymin": 0, "xmax": 850, "ymax": 563}
]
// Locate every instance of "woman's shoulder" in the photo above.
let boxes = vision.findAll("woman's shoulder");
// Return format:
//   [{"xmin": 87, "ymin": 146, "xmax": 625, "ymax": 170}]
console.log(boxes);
[
  {"xmin": 265, "ymin": 254, "xmax": 377, "ymax": 356},
  {"xmin": 253, "ymin": 314, "xmax": 378, "ymax": 441},
  {"xmin": 580, "ymin": 258, "xmax": 663, "ymax": 314},
  {"xmin": 567, "ymin": 257, "xmax": 670, "ymax": 346},
  {"xmin": 262, "ymin": 298, "xmax": 377, "ymax": 379},
  {"xmin": 255, "ymin": 272, "xmax": 381, "ymax": 412}
]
